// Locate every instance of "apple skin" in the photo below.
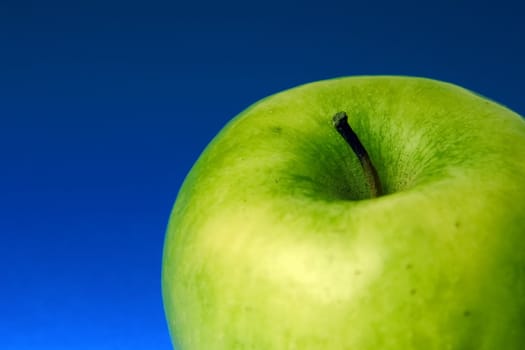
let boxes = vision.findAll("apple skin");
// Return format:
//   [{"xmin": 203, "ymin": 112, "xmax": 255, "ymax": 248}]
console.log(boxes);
[{"xmin": 162, "ymin": 76, "xmax": 525, "ymax": 349}]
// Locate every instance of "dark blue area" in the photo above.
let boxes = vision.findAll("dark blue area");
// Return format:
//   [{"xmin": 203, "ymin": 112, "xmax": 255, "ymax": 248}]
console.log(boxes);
[{"xmin": 1, "ymin": 0, "xmax": 524, "ymax": 349}]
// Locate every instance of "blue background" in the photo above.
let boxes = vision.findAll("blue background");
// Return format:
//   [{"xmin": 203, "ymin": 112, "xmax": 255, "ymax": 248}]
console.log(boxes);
[{"xmin": 1, "ymin": 1, "xmax": 524, "ymax": 349}]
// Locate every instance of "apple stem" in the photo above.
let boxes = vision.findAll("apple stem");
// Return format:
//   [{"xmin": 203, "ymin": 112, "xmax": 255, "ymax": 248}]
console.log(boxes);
[{"xmin": 333, "ymin": 112, "xmax": 382, "ymax": 198}]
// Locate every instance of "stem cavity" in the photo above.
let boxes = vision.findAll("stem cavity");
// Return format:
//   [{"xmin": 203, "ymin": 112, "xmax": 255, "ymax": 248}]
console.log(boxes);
[{"xmin": 333, "ymin": 112, "xmax": 382, "ymax": 198}]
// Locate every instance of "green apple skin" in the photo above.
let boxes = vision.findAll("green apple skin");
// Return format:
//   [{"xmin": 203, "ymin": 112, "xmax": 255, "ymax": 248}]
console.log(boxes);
[{"xmin": 162, "ymin": 76, "xmax": 525, "ymax": 349}]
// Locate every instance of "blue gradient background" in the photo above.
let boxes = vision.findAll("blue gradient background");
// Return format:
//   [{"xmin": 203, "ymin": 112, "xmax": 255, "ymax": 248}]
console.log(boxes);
[{"xmin": 1, "ymin": 1, "xmax": 524, "ymax": 349}]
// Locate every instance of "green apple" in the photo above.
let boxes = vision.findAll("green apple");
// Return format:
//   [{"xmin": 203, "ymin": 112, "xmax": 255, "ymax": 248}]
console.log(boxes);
[{"xmin": 162, "ymin": 76, "xmax": 525, "ymax": 349}]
